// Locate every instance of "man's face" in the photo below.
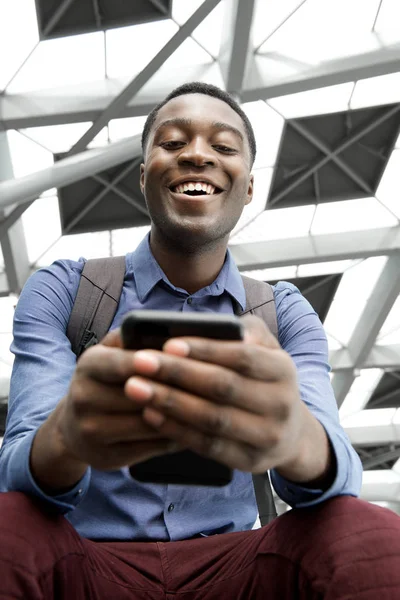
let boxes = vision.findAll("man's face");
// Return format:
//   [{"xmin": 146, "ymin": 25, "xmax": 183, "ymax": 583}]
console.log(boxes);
[{"xmin": 140, "ymin": 93, "xmax": 253, "ymax": 250}]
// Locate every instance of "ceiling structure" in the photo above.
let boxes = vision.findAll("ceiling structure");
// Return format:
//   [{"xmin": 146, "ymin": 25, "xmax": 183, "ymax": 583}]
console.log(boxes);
[{"xmin": 1, "ymin": 0, "xmax": 400, "ymax": 510}]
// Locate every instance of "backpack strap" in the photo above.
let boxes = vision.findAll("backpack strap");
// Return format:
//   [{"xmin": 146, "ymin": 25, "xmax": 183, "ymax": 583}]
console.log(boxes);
[
  {"xmin": 67, "ymin": 256, "xmax": 126, "ymax": 356},
  {"xmin": 238, "ymin": 275, "xmax": 279, "ymax": 527}
]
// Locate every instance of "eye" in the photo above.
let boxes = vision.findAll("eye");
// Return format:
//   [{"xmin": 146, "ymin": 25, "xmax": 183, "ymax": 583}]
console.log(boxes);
[
  {"xmin": 213, "ymin": 145, "xmax": 237, "ymax": 154},
  {"xmin": 161, "ymin": 140, "xmax": 185, "ymax": 150}
]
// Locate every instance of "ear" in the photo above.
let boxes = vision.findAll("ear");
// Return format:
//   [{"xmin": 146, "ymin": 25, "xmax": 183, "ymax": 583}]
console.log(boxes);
[
  {"xmin": 140, "ymin": 163, "xmax": 145, "ymax": 195},
  {"xmin": 245, "ymin": 174, "xmax": 254, "ymax": 206}
]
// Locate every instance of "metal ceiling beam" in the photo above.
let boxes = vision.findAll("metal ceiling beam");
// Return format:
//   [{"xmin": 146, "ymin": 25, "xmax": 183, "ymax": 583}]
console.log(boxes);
[
  {"xmin": 68, "ymin": 0, "xmax": 222, "ymax": 155},
  {"xmin": 229, "ymin": 226, "xmax": 400, "ymax": 271},
  {"xmin": 331, "ymin": 254, "xmax": 400, "ymax": 407},
  {"xmin": 362, "ymin": 447, "xmax": 400, "ymax": 470},
  {"xmin": 0, "ymin": 135, "xmax": 142, "ymax": 211},
  {"xmin": 0, "ymin": 133, "xmax": 30, "ymax": 294},
  {"xmin": 330, "ymin": 344, "xmax": 400, "ymax": 371},
  {"xmin": 2, "ymin": 42, "xmax": 400, "ymax": 131},
  {"xmin": 219, "ymin": 0, "xmax": 256, "ymax": 95},
  {"xmin": 289, "ymin": 120, "xmax": 374, "ymax": 195},
  {"xmin": 0, "ymin": 64, "xmax": 221, "ymax": 131},
  {"xmin": 243, "ymin": 41, "xmax": 400, "ymax": 102}
]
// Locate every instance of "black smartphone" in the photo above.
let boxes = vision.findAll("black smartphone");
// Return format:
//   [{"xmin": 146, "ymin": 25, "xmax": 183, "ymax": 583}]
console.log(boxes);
[{"xmin": 121, "ymin": 310, "xmax": 244, "ymax": 486}]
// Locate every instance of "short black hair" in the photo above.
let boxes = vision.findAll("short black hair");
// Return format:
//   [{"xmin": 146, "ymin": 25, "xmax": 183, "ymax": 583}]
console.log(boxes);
[{"xmin": 141, "ymin": 81, "xmax": 256, "ymax": 165}]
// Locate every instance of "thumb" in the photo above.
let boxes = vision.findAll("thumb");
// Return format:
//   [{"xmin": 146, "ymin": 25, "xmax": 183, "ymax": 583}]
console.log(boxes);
[
  {"xmin": 100, "ymin": 327, "xmax": 123, "ymax": 349},
  {"xmin": 241, "ymin": 314, "xmax": 280, "ymax": 349}
]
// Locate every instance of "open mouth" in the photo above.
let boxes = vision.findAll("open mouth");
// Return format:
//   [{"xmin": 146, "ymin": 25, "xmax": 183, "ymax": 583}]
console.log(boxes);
[{"xmin": 169, "ymin": 181, "xmax": 223, "ymax": 196}]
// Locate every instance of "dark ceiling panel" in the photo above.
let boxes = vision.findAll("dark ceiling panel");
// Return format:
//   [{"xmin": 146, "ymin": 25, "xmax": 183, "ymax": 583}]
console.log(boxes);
[
  {"xmin": 57, "ymin": 156, "xmax": 150, "ymax": 235},
  {"xmin": 366, "ymin": 371, "xmax": 400, "ymax": 410},
  {"xmin": 268, "ymin": 274, "xmax": 342, "ymax": 323},
  {"xmin": 267, "ymin": 103, "xmax": 400, "ymax": 210},
  {"xmin": 36, "ymin": 0, "xmax": 172, "ymax": 40}
]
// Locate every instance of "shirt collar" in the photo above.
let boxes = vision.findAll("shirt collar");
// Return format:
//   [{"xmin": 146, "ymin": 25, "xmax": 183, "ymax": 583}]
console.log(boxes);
[{"xmin": 127, "ymin": 234, "xmax": 246, "ymax": 310}]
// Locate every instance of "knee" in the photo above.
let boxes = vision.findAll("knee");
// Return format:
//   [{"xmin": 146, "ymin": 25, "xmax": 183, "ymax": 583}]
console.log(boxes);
[{"xmin": 0, "ymin": 491, "xmax": 83, "ymax": 574}]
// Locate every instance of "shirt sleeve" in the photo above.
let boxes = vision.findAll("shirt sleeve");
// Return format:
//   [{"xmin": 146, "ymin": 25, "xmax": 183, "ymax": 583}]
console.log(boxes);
[
  {"xmin": 269, "ymin": 282, "xmax": 363, "ymax": 508},
  {"xmin": 0, "ymin": 258, "xmax": 92, "ymax": 513}
]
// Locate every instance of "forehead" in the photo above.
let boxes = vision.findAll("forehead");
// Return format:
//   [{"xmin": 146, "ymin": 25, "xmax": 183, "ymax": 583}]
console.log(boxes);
[{"xmin": 152, "ymin": 93, "xmax": 246, "ymax": 137}]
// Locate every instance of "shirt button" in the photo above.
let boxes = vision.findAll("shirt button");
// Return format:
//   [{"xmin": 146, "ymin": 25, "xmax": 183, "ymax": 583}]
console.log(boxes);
[
  {"xmin": 168, "ymin": 503, "xmax": 175, "ymax": 512},
  {"xmin": 187, "ymin": 297, "xmax": 192, "ymax": 305}
]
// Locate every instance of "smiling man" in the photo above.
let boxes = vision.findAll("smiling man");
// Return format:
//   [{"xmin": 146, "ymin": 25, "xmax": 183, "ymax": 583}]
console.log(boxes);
[{"xmin": 1, "ymin": 82, "xmax": 400, "ymax": 599}]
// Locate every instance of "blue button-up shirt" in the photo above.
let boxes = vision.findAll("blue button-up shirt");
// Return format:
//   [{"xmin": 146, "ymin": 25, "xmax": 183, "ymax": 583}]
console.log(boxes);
[{"xmin": 0, "ymin": 235, "xmax": 362, "ymax": 541}]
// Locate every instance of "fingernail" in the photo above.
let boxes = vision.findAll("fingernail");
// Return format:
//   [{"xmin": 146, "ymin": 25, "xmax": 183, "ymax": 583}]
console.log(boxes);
[
  {"xmin": 163, "ymin": 339, "xmax": 190, "ymax": 356},
  {"xmin": 127, "ymin": 377, "xmax": 153, "ymax": 400},
  {"xmin": 133, "ymin": 351, "xmax": 160, "ymax": 373}
]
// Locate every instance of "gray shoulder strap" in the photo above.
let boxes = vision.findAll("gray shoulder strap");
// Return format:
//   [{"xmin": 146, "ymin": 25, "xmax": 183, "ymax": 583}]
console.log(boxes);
[
  {"xmin": 239, "ymin": 275, "xmax": 279, "ymax": 526},
  {"xmin": 239, "ymin": 275, "xmax": 278, "ymax": 340},
  {"xmin": 67, "ymin": 256, "xmax": 126, "ymax": 356}
]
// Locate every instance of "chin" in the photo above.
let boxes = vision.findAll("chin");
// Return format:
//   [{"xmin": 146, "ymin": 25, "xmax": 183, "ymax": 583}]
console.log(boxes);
[{"xmin": 157, "ymin": 219, "xmax": 231, "ymax": 254}]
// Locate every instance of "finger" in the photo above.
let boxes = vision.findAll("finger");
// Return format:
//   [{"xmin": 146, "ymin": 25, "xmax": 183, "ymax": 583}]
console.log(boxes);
[
  {"xmin": 101, "ymin": 327, "xmax": 123, "ymax": 348},
  {"xmin": 70, "ymin": 376, "xmax": 151, "ymax": 414},
  {"xmin": 142, "ymin": 407, "xmax": 273, "ymax": 474},
  {"xmin": 137, "ymin": 378, "xmax": 286, "ymax": 446},
  {"xmin": 76, "ymin": 343, "xmax": 137, "ymax": 384},
  {"xmin": 130, "ymin": 350, "xmax": 295, "ymax": 414},
  {"xmin": 78, "ymin": 413, "xmax": 165, "ymax": 445}
]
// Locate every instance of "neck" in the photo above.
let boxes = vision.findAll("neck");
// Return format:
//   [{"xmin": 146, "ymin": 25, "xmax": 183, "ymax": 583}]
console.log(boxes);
[{"xmin": 149, "ymin": 229, "xmax": 229, "ymax": 295}]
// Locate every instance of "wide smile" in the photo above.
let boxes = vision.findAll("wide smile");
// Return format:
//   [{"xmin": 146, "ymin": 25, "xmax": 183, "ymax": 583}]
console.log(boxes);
[{"xmin": 167, "ymin": 180, "xmax": 224, "ymax": 201}]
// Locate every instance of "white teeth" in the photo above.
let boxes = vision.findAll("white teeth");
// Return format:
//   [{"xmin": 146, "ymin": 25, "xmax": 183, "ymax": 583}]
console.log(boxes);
[{"xmin": 173, "ymin": 181, "xmax": 217, "ymax": 194}]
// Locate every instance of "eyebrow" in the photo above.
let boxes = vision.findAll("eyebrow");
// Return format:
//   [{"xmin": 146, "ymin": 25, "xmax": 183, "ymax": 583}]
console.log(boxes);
[{"xmin": 155, "ymin": 118, "xmax": 244, "ymax": 142}]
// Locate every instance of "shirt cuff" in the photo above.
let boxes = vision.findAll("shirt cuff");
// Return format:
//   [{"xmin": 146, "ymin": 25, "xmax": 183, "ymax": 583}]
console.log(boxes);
[
  {"xmin": 270, "ymin": 420, "xmax": 361, "ymax": 508},
  {"xmin": 10, "ymin": 430, "xmax": 91, "ymax": 514}
]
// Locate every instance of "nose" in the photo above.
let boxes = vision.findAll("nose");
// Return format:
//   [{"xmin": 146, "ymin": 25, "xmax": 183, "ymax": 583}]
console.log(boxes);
[{"xmin": 177, "ymin": 137, "xmax": 216, "ymax": 168}]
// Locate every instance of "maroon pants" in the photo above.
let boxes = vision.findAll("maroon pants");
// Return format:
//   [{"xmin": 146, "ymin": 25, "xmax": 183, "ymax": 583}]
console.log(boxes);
[{"xmin": 1, "ymin": 492, "xmax": 400, "ymax": 599}]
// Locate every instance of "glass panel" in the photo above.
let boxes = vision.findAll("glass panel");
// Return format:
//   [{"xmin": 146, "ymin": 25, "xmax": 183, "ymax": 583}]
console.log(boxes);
[
  {"xmin": 241, "ymin": 266, "xmax": 298, "ymax": 282},
  {"xmin": 22, "ymin": 196, "xmax": 62, "ymax": 265},
  {"xmin": 351, "ymin": 73, "xmax": 400, "ymax": 109},
  {"xmin": 376, "ymin": 149, "xmax": 400, "ymax": 219},
  {"xmin": 324, "ymin": 257, "xmax": 388, "ymax": 346},
  {"xmin": 172, "ymin": 0, "xmax": 224, "ymax": 57},
  {"xmin": 7, "ymin": 130, "xmax": 53, "ymax": 178},
  {"xmin": 297, "ymin": 260, "xmax": 357, "ymax": 277},
  {"xmin": 241, "ymin": 101, "xmax": 284, "ymax": 168},
  {"xmin": 111, "ymin": 226, "xmax": 151, "ymax": 256},
  {"xmin": 339, "ymin": 369, "xmax": 384, "ymax": 420},
  {"xmin": 257, "ymin": 0, "xmax": 381, "ymax": 63},
  {"xmin": 20, "ymin": 123, "xmax": 93, "ymax": 154},
  {"xmin": 252, "ymin": 0, "xmax": 307, "ymax": 50},
  {"xmin": 159, "ymin": 37, "xmax": 212, "ymax": 71},
  {"xmin": 268, "ymin": 83, "xmax": 354, "ymax": 119},
  {"xmin": 8, "ymin": 32, "xmax": 105, "ymax": 94},
  {"xmin": 109, "ymin": 117, "xmax": 147, "ymax": 142},
  {"xmin": 35, "ymin": 232, "xmax": 111, "ymax": 267},
  {"xmin": 374, "ymin": 0, "xmax": 400, "ymax": 35},
  {"xmin": 311, "ymin": 198, "xmax": 398, "ymax": 235},
  {"xmin": 106, "ymin": 20, "xmax": 178, "ymax": 79},
  {"xmin": 230, "ymin": 168, "xmax": 273, "ymax": 238},
  {"xmin": 0, "ymin": 0, "xmax": 39, "ymax": 91},
  {"xmin": 230, "ymin": 204, "xmax": 315, "ymax": 244}
]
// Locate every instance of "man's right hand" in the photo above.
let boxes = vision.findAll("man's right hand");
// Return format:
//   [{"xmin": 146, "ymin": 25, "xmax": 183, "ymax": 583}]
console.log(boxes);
[{"xmin": 30, "ymin": 329, "xmax": 177, "ymax": 493}]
